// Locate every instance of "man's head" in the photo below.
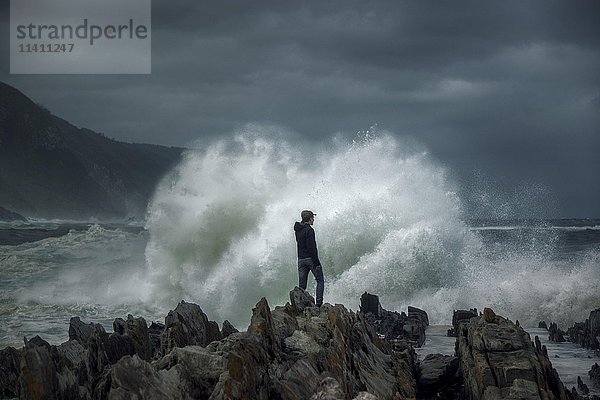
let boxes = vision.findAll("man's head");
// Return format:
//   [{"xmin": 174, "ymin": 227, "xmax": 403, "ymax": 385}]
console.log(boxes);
[{"xmin": 301, "ymin": 210, "xmax": 316, "ymax": 225}]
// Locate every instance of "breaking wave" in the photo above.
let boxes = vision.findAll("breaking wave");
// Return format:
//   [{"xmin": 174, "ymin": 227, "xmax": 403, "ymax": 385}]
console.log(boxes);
[{"xmin": 144, "ymin": 126, "xmax": 600, "ymax": 327}]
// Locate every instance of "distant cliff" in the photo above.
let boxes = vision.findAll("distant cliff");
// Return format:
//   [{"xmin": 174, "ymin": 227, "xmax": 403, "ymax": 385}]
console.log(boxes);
[{"xmin": 0, "ymin": 82, "xmax": 183, "ymax": 219}]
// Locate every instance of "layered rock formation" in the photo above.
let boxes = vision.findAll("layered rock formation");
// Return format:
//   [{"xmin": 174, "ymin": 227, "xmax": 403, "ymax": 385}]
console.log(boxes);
[
  {"xmin": 359, "ymin": 292, "xmax": 429, "ymax": 347},
  {"xmin": 549, "ymin": 322, "xmax": 567, "ymax": 343},
  {"xmin": 590, "ymin": 363, "xmax": 600, "ymax": 388},
  {"xmin": 447, "ymin": 309, "xmax": 478, "ymax": 338},
  {"xmin": 566, "ymin": 309, "xmax": 600, "ymax": 351},
  {"xmin": 0, "ymin": 292, "xmax": 583, "ymax": 400},
  {"xmin": 457, "ymin": 307, "xmax": 570, "ymax": 399},
  {"xmin": 1, "ymin": 289, "xmax": 419, "ymax": 399}
]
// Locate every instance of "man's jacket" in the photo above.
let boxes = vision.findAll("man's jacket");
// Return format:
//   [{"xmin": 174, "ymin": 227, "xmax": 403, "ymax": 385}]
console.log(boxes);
[{"xmin": 294, "ymin": 222, "xmax": 321, "ymax": 266}]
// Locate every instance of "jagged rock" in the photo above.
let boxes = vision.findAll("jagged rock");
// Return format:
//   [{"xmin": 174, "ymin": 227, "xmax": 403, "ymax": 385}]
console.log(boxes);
[
  {"xmin": 457, "ymin": 309, "xmax": 569, "ymax": 400},
  {"xmin": 123, "ymin": 315, "xmax": 152, "ymax": 361},
  {"xmin": 213, "ymin": 292, "xmax": 417, "ymax": 399},
  {"xmin": 86, "ymin": 330, "xmax": 136, "ymax": 381},
  {"xmin": 0, "ymin": 293, "xmax": 417, "ymax": 399},
  {"xmin": 272, "ymin": 306, "xmax": 299, "ymax": 347},
  {"xmin": 409, "ymin": 306, "xmax": 429, "ymax": 327},
  {"xmin": 113, "ymin": 315, "xmax": 156, "ymax": 360},
  {"xmin": 284, "ymin": 330, "xmax": 322, "ymax": 358},
  {"xmin": 19, "ymin": 337, "xmax": 59, "ymax": 400},
  {"xmin": 18, "ymin": 336, "xmax": 86, "ymax": 400},
  {"xmin": 404, "ymin": 306, "xmax": 428, "ymax": 346},
  {"xmin": 570, "ymin": 386, "xmax": 579, "ymax": 397},
  {"xmin": 549, "ymin": 321, "xmax": 566, "ymax": 342},
  {"xmin": 94, "ymin": 354, "xmax": 181, "ymax": 399},
  {"xmin": 161, "ymin": 301, "xmax": 223, "ymax": 355},
  {"xmin": 360, "ymin": 292, "xmax": 428, "ymax": 347},
  {"xmin": 447, "ymin": 308, "xmax": 478, "ymax": 337},
  {"xmin": 221, "ymin": 320, "xmax": 239, "ymax": 338},
  {"xmin": 369, "ymin": 308, "xmax": 406, "ymax": 340},
  {"xmin": 53, "ymin": 340, "xmax": 88, "ymax": 398},
  {"xmin": 533, "ymin": 335, "xmax": 550, "ymax": 360},
  {"xmin": 158, "ymin": 346, "xmax": 227, "ymax": 398},
  {"xmin": 360, "ymin": 292, "xmax": 383, "ymax": 318},
  {"xmin": 493, "ymin": 378, "xmax": 545, "ymax": 399},
  {"xmin": 148, "ymin": 322, "xmax": 165, "ymax": 359},
  {"xmin": 69, "ymin": 317, "xmax": 106, "ymax": 346},
  {"xmin": 567, "ymin": 309, "xmax": 600, "ymax": 350},
  {"xmin": 8, "ymin": 294, "xmax": 590, "ymax": 400},
  {"xmin": 248, "ymin": 297, "xmax": 277, "ymax": 354},
  {"xmin": 417, "ymin": 353, "xmax": 459, "ymax": 398},
  {"xmin": 323, "ymin": 305, "xmax": 411, "ymax": 399},
  {"xmin": 216, "ymin": 297, "xmax": 279, "ymax": 399},
  {"xmin": 539, "ymin": 321, "xmax": 548, "ymax": 330},
  {"xmin": 310, "ymin": 377, "xmax": 345, "ymax": 400},
  {"xmin": 290, "ymin": 286, "xmax": 316, "ymax": 315},
  {"xmin": 577, "ymin": 375, "xmax": 590, "ymax": 395},
  {"xmin": 113, "ymin": 317, "xmax": 126, "ymax": 335},
  {"xmin": 0, "ymin": 346, "xmax": 21, "ymax": 398},
  {"xmin": 483, "ymin": 307, "xmax": 499, "ymax": 323},
  {"xmin": 590, "ymin": 363, "xmax": 600, "ymax": 387},
  {"xmin": 391, "ymin": 348, "xmax": 417, "ymax": 399},
  {"xmin": 24, "ymin": 335, "xmax": 51, "ymax": 350}
]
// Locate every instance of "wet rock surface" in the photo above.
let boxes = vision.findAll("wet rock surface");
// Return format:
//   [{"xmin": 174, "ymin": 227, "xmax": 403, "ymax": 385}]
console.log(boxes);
[
  {"xmin": 0, "ymin": 346, "xmax": 21, "ymax": 398},
  {"xmin": 457, "ymin": 308, "xmax": 570, "ymax": 400},
  {"xmin": 447, "ymin": 309, "xmax": 478, "ymax": 337},
  {"xmin": 1, "ymin": 290, "xmax": 421, "ymax": 399},
  {"xmin": 549, "ymin": 321, "xmax": 567, "ymax": 343},
  {"xmin": 360, "ymin": 292, "xmax": 429, "ymax": 347},
  {"xmin": 566, "ymin": 309, "xmax": 600, "ymax": 351},
  {"xmin": 68, "ymin": 316, "xmax": 106, "ymax": 346},
  {"xmin": 161, "ymin": 300, "xmax": 223, "ymax": 355},
  {"xmin": 417, "ymin": 353, "xmax": 460, "ymax": 399},
  {"xmin": 590, "ymin": 363, "xmax": 600, "ymax": 387},
  {"xmin": 0, "ymin": 294, "xmax": 585, "ymax": 399}
]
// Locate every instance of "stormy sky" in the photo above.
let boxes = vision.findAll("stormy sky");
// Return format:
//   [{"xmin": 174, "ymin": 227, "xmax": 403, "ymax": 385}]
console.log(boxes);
[{"xmin": 1, "ymin": 1, "xmax": 599, "ymax": 217}]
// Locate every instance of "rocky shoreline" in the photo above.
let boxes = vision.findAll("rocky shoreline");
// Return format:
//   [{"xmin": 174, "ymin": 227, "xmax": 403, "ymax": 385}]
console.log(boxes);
[{"xmin": 0, "ymin": 290, "xmax": 598, "ymax": 399}]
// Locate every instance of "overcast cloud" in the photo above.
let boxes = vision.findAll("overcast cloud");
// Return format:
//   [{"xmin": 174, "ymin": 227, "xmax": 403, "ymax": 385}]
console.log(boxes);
[{"xmin": 1, "ymin": 1, "xmax": 599, "ymax": 217}]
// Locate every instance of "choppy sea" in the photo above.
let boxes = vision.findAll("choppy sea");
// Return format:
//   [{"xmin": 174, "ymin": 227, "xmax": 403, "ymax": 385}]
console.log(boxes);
[{"xmin": 1, "ymin": 133, "xmax": 598, "ymax": 391}]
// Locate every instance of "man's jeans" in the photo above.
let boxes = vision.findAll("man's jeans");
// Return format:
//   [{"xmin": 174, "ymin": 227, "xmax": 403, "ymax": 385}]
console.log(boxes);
[{"xmin": 298, "ymin": 257, "xmax": 324, "ymax": 306}]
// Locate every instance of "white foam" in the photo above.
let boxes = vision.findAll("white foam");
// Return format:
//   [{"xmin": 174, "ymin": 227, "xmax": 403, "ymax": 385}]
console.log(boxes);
[{"xmin": 144, "ymin": 126, "xmax": 600, "ymax": 328}]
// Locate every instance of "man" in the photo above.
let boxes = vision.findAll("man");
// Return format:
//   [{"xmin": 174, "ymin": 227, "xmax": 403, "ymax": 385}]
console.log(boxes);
[{"xmin": 293, "ymin": 210, "xmax": 324, "ymax": 306}]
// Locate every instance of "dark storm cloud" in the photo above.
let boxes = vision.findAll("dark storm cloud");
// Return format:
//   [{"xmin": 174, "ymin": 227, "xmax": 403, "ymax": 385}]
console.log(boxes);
[{"xmin": 1, "ymin": 1, "xmax": 599, "ymax": 216}]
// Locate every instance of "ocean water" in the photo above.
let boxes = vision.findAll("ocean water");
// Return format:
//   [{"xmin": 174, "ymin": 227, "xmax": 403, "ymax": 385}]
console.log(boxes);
[{"xmin": 1, "ymin": 132, "xmax": 599, "ymax": 350}]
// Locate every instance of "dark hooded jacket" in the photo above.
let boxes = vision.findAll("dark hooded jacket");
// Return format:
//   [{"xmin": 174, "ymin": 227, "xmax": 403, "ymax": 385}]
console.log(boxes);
[{"xmin": 294, "ymin": 221, "xmax": 321, "ymax": 266}]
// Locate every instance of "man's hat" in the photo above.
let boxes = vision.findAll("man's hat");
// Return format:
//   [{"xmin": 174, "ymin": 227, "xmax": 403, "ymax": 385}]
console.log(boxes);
[{"xmin": 301, "ymin": 210, "xmax": 316, "ymax": 222}]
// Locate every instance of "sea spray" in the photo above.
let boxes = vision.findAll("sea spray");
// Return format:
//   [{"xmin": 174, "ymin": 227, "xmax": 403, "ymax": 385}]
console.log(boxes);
[
  {"xmin": 145, "ymin": 127, "xmax": 477, "ymax": 326},
  {"xmin": 1, "ymin": 128, "xmax": 598, "ymax": 349},
  {"xmin": 144, "ymin": 127, "xmax": 600, "ymax": 328}
]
